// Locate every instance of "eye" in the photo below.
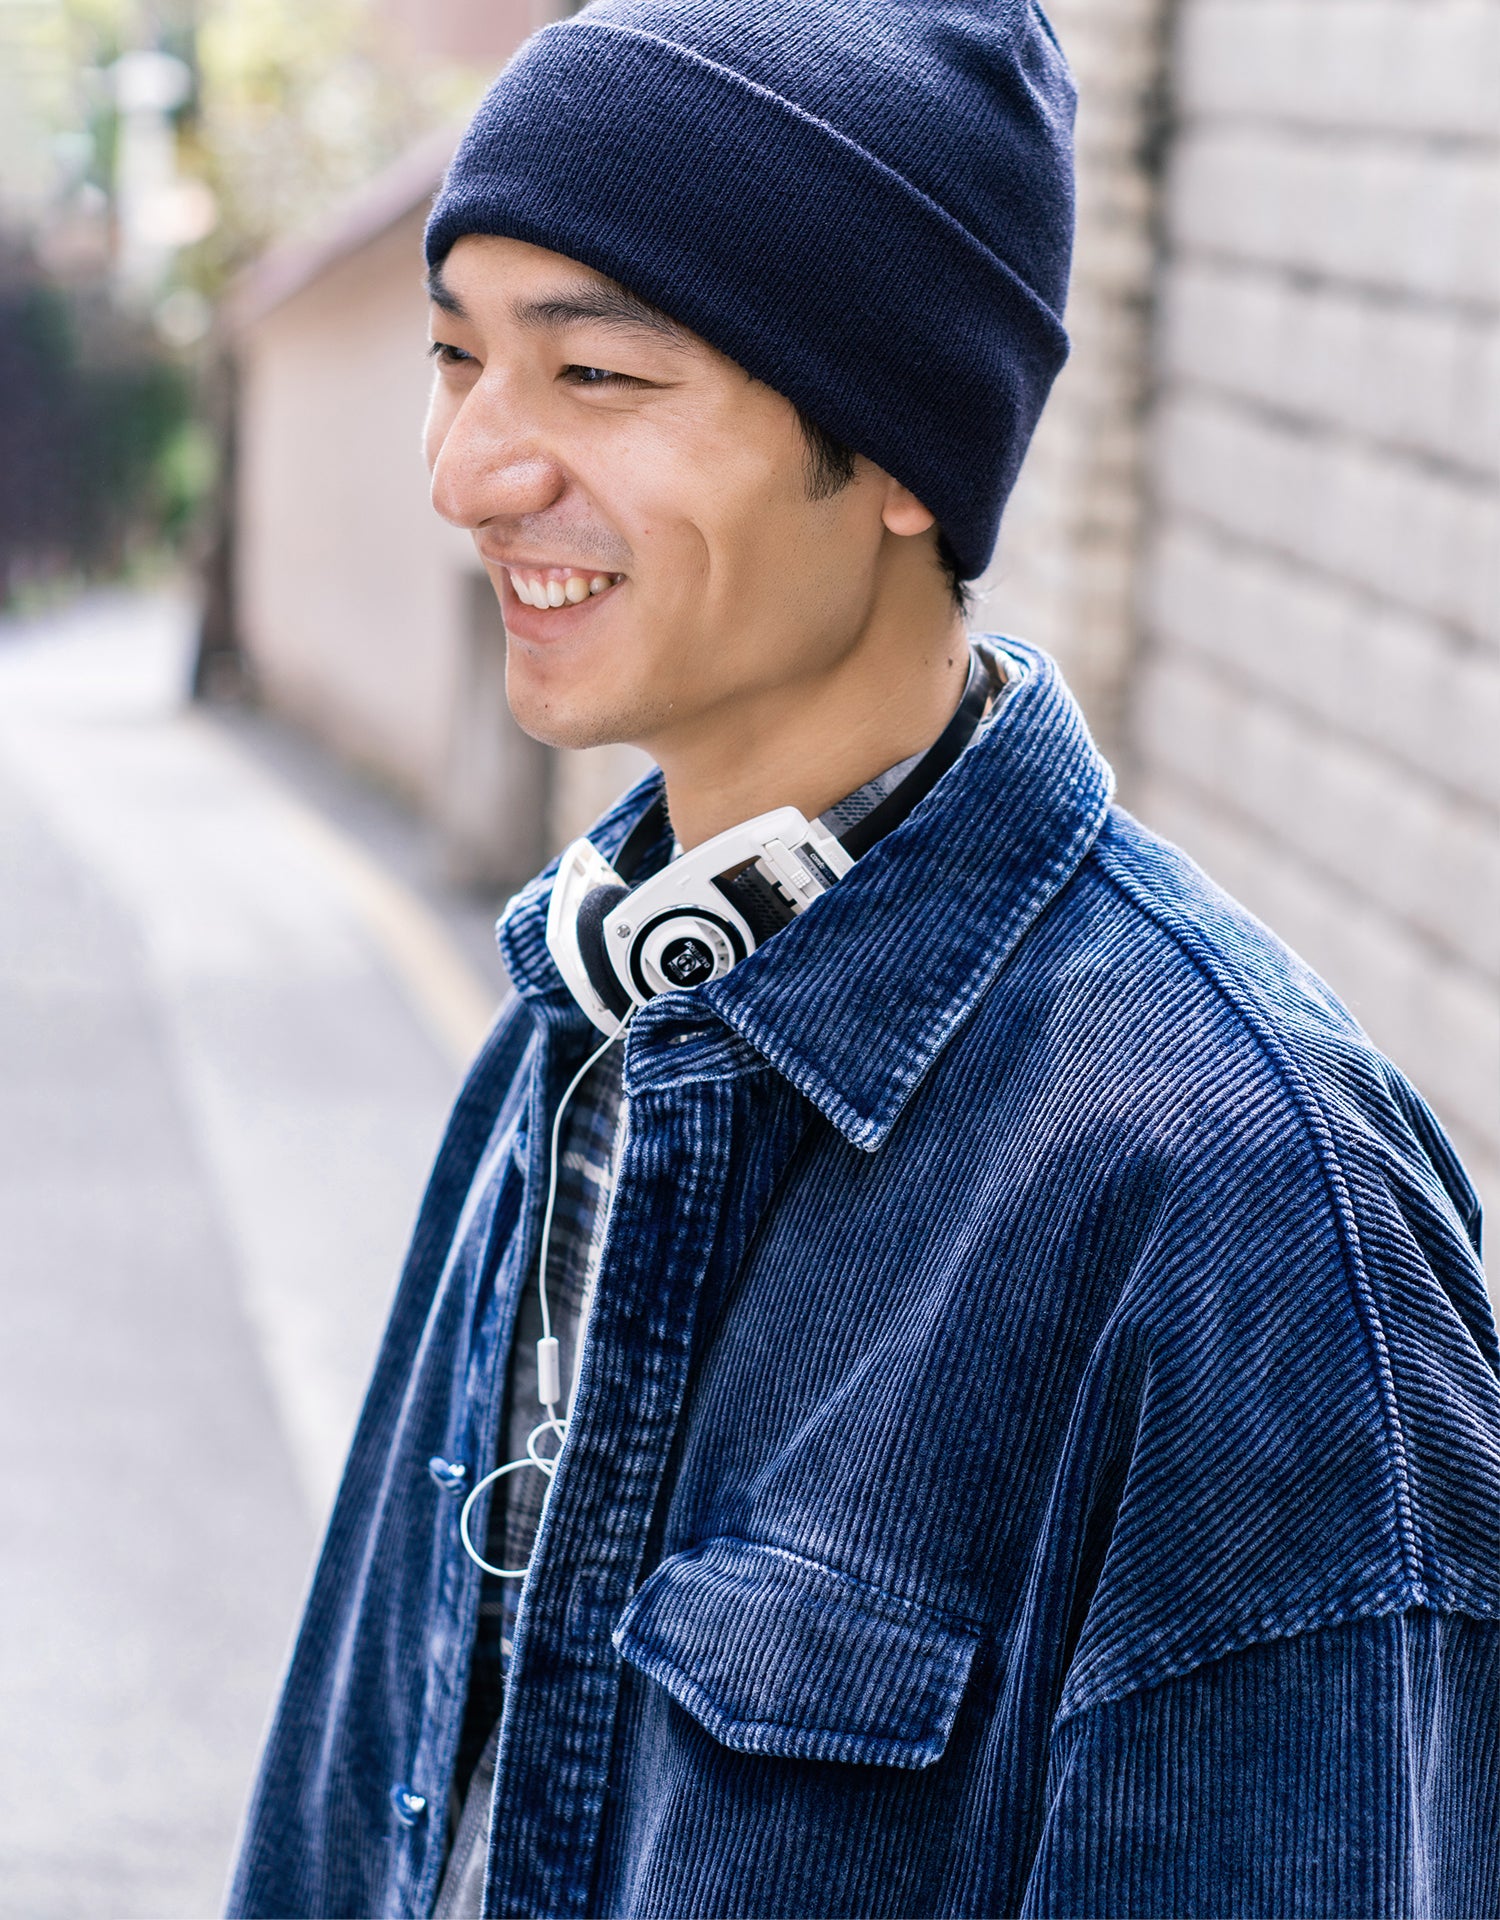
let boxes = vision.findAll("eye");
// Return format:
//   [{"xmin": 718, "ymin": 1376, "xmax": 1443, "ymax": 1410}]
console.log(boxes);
[
  {"xmin": 562, "ymin": 364, "xmax": 641, "ymax": 387},
  {"xmin": 427, "ymin": 340, "xmax": 475, "ymax": 367}
]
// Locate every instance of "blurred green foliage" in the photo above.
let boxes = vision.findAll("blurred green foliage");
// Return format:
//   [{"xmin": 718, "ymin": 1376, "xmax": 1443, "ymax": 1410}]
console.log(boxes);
[
  {"xmin": 195, "ymin": 0, "xmax": 484, "ymax": 274},
  {"xmin": 0, "ymin": 241, "xmax": 199, "ymax": 606},
  {"xmin": 1, "ymin": 0, "xmax": 483, "ymax": 607}
]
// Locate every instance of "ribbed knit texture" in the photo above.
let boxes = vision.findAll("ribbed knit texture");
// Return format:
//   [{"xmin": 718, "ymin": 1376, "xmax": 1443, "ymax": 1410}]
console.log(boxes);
[
  {"xmin": 227, "ymin": 643, "xmax": 1499, "ymax": 1919},
  {"xmin": 424, "ymin": 0, "xmax": 1076, "ymax": 578}
]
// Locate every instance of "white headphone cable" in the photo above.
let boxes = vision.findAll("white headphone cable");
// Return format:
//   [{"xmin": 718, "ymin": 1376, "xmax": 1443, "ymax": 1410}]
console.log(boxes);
[{"xmin": 459, "ymin": 1012, "xmax": 633, "ymax": 1580}]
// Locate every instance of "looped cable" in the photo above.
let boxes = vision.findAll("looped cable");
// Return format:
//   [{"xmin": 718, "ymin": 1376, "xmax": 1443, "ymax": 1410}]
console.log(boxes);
[
  {"xmin": 527, "ymin": 1418, "xmax": 566, "ymax": 1473},
  {"xmin": 458, "ymin": 1458, "xmax": 548, "ymax": 1579}
]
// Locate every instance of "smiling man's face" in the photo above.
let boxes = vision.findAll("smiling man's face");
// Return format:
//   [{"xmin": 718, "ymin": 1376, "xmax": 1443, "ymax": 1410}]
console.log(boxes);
[{"xmin": 424, "ymin": 235, "xmax": 944, "ymax": 773}]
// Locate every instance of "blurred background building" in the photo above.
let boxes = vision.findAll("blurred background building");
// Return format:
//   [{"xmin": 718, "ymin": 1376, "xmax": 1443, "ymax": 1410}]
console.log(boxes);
[
  {"xmin": 224, "ymin": 120, "xmax": 647, "ymax": 895},
  {"xmin": 0, "ymin": 0, "xmax": 1495, "ymax": 1913}
]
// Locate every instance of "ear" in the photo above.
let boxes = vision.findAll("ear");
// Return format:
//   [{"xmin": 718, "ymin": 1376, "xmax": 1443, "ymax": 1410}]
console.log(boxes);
[{"xmin": 880, "ymin": 474, "xmax": 938, "ymax": 537}]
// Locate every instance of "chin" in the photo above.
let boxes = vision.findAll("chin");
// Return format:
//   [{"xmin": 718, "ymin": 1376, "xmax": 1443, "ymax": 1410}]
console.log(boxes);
[
  {"xmin": 513, "ymin": 709, "xmax": 619, "ymax": 753},
  {"xmin": 505, "ymin": 675, "xmax": 659, "ymax": 755}
]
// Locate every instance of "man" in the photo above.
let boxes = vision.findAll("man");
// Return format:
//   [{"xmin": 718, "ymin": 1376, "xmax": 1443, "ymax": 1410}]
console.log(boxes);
[{"xmin": 228, "ymin": 1, "xmax": 1500, "ymax": 1915}]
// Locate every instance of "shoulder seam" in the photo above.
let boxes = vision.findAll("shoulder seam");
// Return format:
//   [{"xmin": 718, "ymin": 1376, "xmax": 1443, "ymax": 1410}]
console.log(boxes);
[{"xmin": 1086, "ymin": 833, "xmax": 1426, "ymax": 1599}]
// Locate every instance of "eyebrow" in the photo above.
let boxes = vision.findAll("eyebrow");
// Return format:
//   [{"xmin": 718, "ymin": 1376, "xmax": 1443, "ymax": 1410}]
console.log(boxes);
[
  {"xmin": 512, "ymin": 283, "xmax": 693, "ymax": 346},
  {"xmin": 425, "ymin": 262, "xmax": 691, "ymax": 347},
  {"xmin": 425, "ymin": 262, "xmax": 468, "ymax": 318}
]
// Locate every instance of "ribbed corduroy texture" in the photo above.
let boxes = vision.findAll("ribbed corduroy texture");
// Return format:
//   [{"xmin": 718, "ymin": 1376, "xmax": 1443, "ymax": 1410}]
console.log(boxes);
[
  {"xmin": 424, "ymin": 0, "xmax": 1076, "ymax": 578},
  {"xmin": 227, "ymin": 644, "xmax": 1500, "ymax": 1919}
]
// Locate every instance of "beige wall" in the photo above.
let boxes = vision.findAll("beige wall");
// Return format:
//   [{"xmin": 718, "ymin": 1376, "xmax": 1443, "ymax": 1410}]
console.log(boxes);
[
  {"xmin": 238, "ymin": 205, "xmax": 471, "ymax": 808},
  {"xmin": 236, "ymin": 200, "xmax": 649, "ymax": 887}
]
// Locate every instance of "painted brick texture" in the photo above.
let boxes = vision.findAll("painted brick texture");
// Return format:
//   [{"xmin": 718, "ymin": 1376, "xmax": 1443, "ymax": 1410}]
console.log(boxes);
[
  {"xmin": 1133, "ymin": 0, "xmax": 1500, "ymax": 1236},
  {"xmin": 977, "ymin": 0, "xmax": 1169, "ymax": 757}
]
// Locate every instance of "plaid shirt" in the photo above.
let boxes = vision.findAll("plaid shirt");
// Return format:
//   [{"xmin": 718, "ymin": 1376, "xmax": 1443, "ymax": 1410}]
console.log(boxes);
[{"xmin": 447, "ymin": 1051, "xmax": 627, "ymax": 1758}]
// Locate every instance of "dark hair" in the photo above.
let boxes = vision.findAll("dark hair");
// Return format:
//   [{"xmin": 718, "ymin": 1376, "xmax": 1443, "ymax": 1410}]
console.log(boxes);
[{"xmin": 794, "ymin": 406, "xmax": 971, "ymax": 614}]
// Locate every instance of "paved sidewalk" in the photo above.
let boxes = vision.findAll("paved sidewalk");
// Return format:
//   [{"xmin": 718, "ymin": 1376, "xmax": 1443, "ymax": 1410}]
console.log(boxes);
[{"xmin": 0, "ymin": 587, "xmax": 507, "ymax": 1916}]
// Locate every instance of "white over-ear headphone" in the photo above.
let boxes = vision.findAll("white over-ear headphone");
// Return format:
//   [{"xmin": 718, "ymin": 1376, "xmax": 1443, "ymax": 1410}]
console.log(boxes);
[
  {"xmin": 545, "ymin": 647, "xmax": 997, "ymax": 1034},
  {"xmin": 545, "ymin": 807, "xmax": 852, "ymax": 1035}
]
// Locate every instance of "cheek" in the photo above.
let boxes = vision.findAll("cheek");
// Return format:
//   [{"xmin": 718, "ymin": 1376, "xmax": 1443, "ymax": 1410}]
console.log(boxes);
[
  {"xmin": 560, "ymin": 435, "xmax": 716, "ymax": 615},
  {"xmin": 627, "ymin": 437, "xmax": 800, "ymax": 595},
  {"xmin": 694, "ymin": 457, "xmax": 869, "ymax": 617},
  {"xmin": 562, "ymin": 396, "xmax": 862, "ymax": 645},
  {"xmin": 679, "ymin": 405, "xmax": 862, "ymax": 602}
]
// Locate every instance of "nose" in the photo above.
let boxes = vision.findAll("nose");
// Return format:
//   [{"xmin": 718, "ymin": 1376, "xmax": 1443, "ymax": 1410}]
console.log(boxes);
[{"xmin": 427, "ymin": 382, "xmax": 566, "ymax": 532}]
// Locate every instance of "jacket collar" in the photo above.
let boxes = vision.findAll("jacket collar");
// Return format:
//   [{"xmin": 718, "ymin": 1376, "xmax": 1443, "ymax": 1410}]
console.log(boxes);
[{"xmin": 498, "ymin": 640, "xmax": 1113, "ymax": 1150}]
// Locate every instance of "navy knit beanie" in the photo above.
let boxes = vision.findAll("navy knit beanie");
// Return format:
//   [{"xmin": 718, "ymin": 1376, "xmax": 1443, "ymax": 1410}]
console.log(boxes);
[{"xmin": 425, "ymin": 0, "xmax": 1075, "ymax": 580}]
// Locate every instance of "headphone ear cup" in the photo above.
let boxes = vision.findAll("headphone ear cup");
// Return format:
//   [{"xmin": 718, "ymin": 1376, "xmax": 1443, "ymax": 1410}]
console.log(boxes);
[{"xmin": 575, "ymin": 884, "xmax": 633, "ymax": 1022}]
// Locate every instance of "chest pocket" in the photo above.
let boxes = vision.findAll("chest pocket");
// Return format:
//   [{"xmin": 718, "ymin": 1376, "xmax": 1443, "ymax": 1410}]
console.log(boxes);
[{"xmin": 612, "ymin": 1536, "xmax": 979, "ymax": 1769}]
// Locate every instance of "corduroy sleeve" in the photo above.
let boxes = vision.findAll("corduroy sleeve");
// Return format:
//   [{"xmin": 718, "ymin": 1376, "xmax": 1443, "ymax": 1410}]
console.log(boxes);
[{"xmin": 1020, "ymin": 1608, "xmax": 1500, "ymax": 1919}]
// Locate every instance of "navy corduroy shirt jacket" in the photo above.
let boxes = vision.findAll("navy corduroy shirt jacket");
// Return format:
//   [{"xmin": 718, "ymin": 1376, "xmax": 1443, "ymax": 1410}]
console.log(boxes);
[{"xmin": 229, "ymin": 644, "xmax": 1500, "ymax": 1919}]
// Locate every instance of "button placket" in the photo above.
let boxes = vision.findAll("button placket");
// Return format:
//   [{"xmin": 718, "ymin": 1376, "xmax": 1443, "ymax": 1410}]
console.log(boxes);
[
  {"xmin": 482, "ymin": 1068, "xmax": 808, "ymax": 1917},
  {"xmin": 408, "ymin": 1042, "xmax": 558, "ymax": 1918}
]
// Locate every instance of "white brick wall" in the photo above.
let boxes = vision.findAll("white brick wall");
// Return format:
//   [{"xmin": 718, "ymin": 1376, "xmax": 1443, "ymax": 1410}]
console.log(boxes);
[
  {"xmin": 1162, "ymin": 263, "xmax": 1500, "ymax": 476},
  {"xmin": 1134, "ymin": 653, "xmax": 1499, "ymax": 981},
  {"xmin": 1168, "ymin": 129, "xmax": 1500, "ymax": 307},
  {"xmin": 975, "ymin": 0, "xmax": 1170, "ymax": 756},
  {"xmin": 1132, "ymin": 0, "xmax": 1500, "ymax": 1243},
  {"xmin": 1176, "ymin": 0, "xmax": 1500, "ymax": 140},
  {"xmin": 953, "ymin": 0, "xmax": 1498, "ymax": 1246},
  {"xmin": 1154, "ymin": 394, "xmax": 1498, "ymax": 642},
  {"xmin": 1148, "ymin": 522, "xmax": 1500, "ymax": 815}
]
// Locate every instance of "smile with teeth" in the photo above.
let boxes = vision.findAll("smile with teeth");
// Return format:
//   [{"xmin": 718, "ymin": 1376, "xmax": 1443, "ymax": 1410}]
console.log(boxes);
[{"xmin": 506, "ymin": 567, "xmax": 623, "ymax": 609}]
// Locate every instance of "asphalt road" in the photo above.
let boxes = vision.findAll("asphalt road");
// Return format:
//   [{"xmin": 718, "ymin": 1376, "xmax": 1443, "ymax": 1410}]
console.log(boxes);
[{"xmin": 0, "ymin": 588, "xmax": 507, "ymax": 1916}]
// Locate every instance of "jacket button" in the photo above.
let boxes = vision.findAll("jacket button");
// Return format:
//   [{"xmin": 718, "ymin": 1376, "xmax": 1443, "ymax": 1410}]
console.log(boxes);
[
  {"xmin": 427, "ymin": 1456, "xmax": 468, "ymax": 1494},
  {"xmin": 390, "ymin": 1784, "xmax": 427, "ymax": 1826}
]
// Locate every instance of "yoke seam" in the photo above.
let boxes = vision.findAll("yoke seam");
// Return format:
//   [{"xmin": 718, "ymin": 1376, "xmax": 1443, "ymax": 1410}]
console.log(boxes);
[{"xmin": 1053, "ymin": 1596, "xmax": 1500, "ymax": 1727}]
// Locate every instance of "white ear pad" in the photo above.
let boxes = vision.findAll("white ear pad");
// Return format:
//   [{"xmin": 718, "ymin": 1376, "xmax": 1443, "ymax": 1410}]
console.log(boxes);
[{"xmin": 546, "ymin": 838, "xmax": 630, "ymax": 1035}]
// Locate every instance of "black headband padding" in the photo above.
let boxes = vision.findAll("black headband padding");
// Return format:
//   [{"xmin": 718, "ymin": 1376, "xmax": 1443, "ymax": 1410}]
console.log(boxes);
[
  {"xmin": 836, "ymin": 650, "xmax": 991, "ymax": 860},
  {"xmin": 714, "ymin": 864, "xmax": 797, "ymax": 945},
  {"xmin": 576, "ymin": 883, "xmax": 633, "ymax": 1020},
  {"xmin": 614, "ymin": 796, "xmax": 671, "ymax": 881}
]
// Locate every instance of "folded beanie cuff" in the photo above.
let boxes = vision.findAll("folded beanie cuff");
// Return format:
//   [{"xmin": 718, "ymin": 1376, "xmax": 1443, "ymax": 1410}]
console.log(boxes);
[{"xmin": 426, "ymin": 18, "xmax": 1071, "ymax": 578}]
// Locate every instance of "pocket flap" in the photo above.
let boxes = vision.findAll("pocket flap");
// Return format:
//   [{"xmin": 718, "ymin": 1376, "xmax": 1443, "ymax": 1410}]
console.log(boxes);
[{"xmin": 612, "ymin": 1537, "xmax": 979, "ymax": 1768}]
